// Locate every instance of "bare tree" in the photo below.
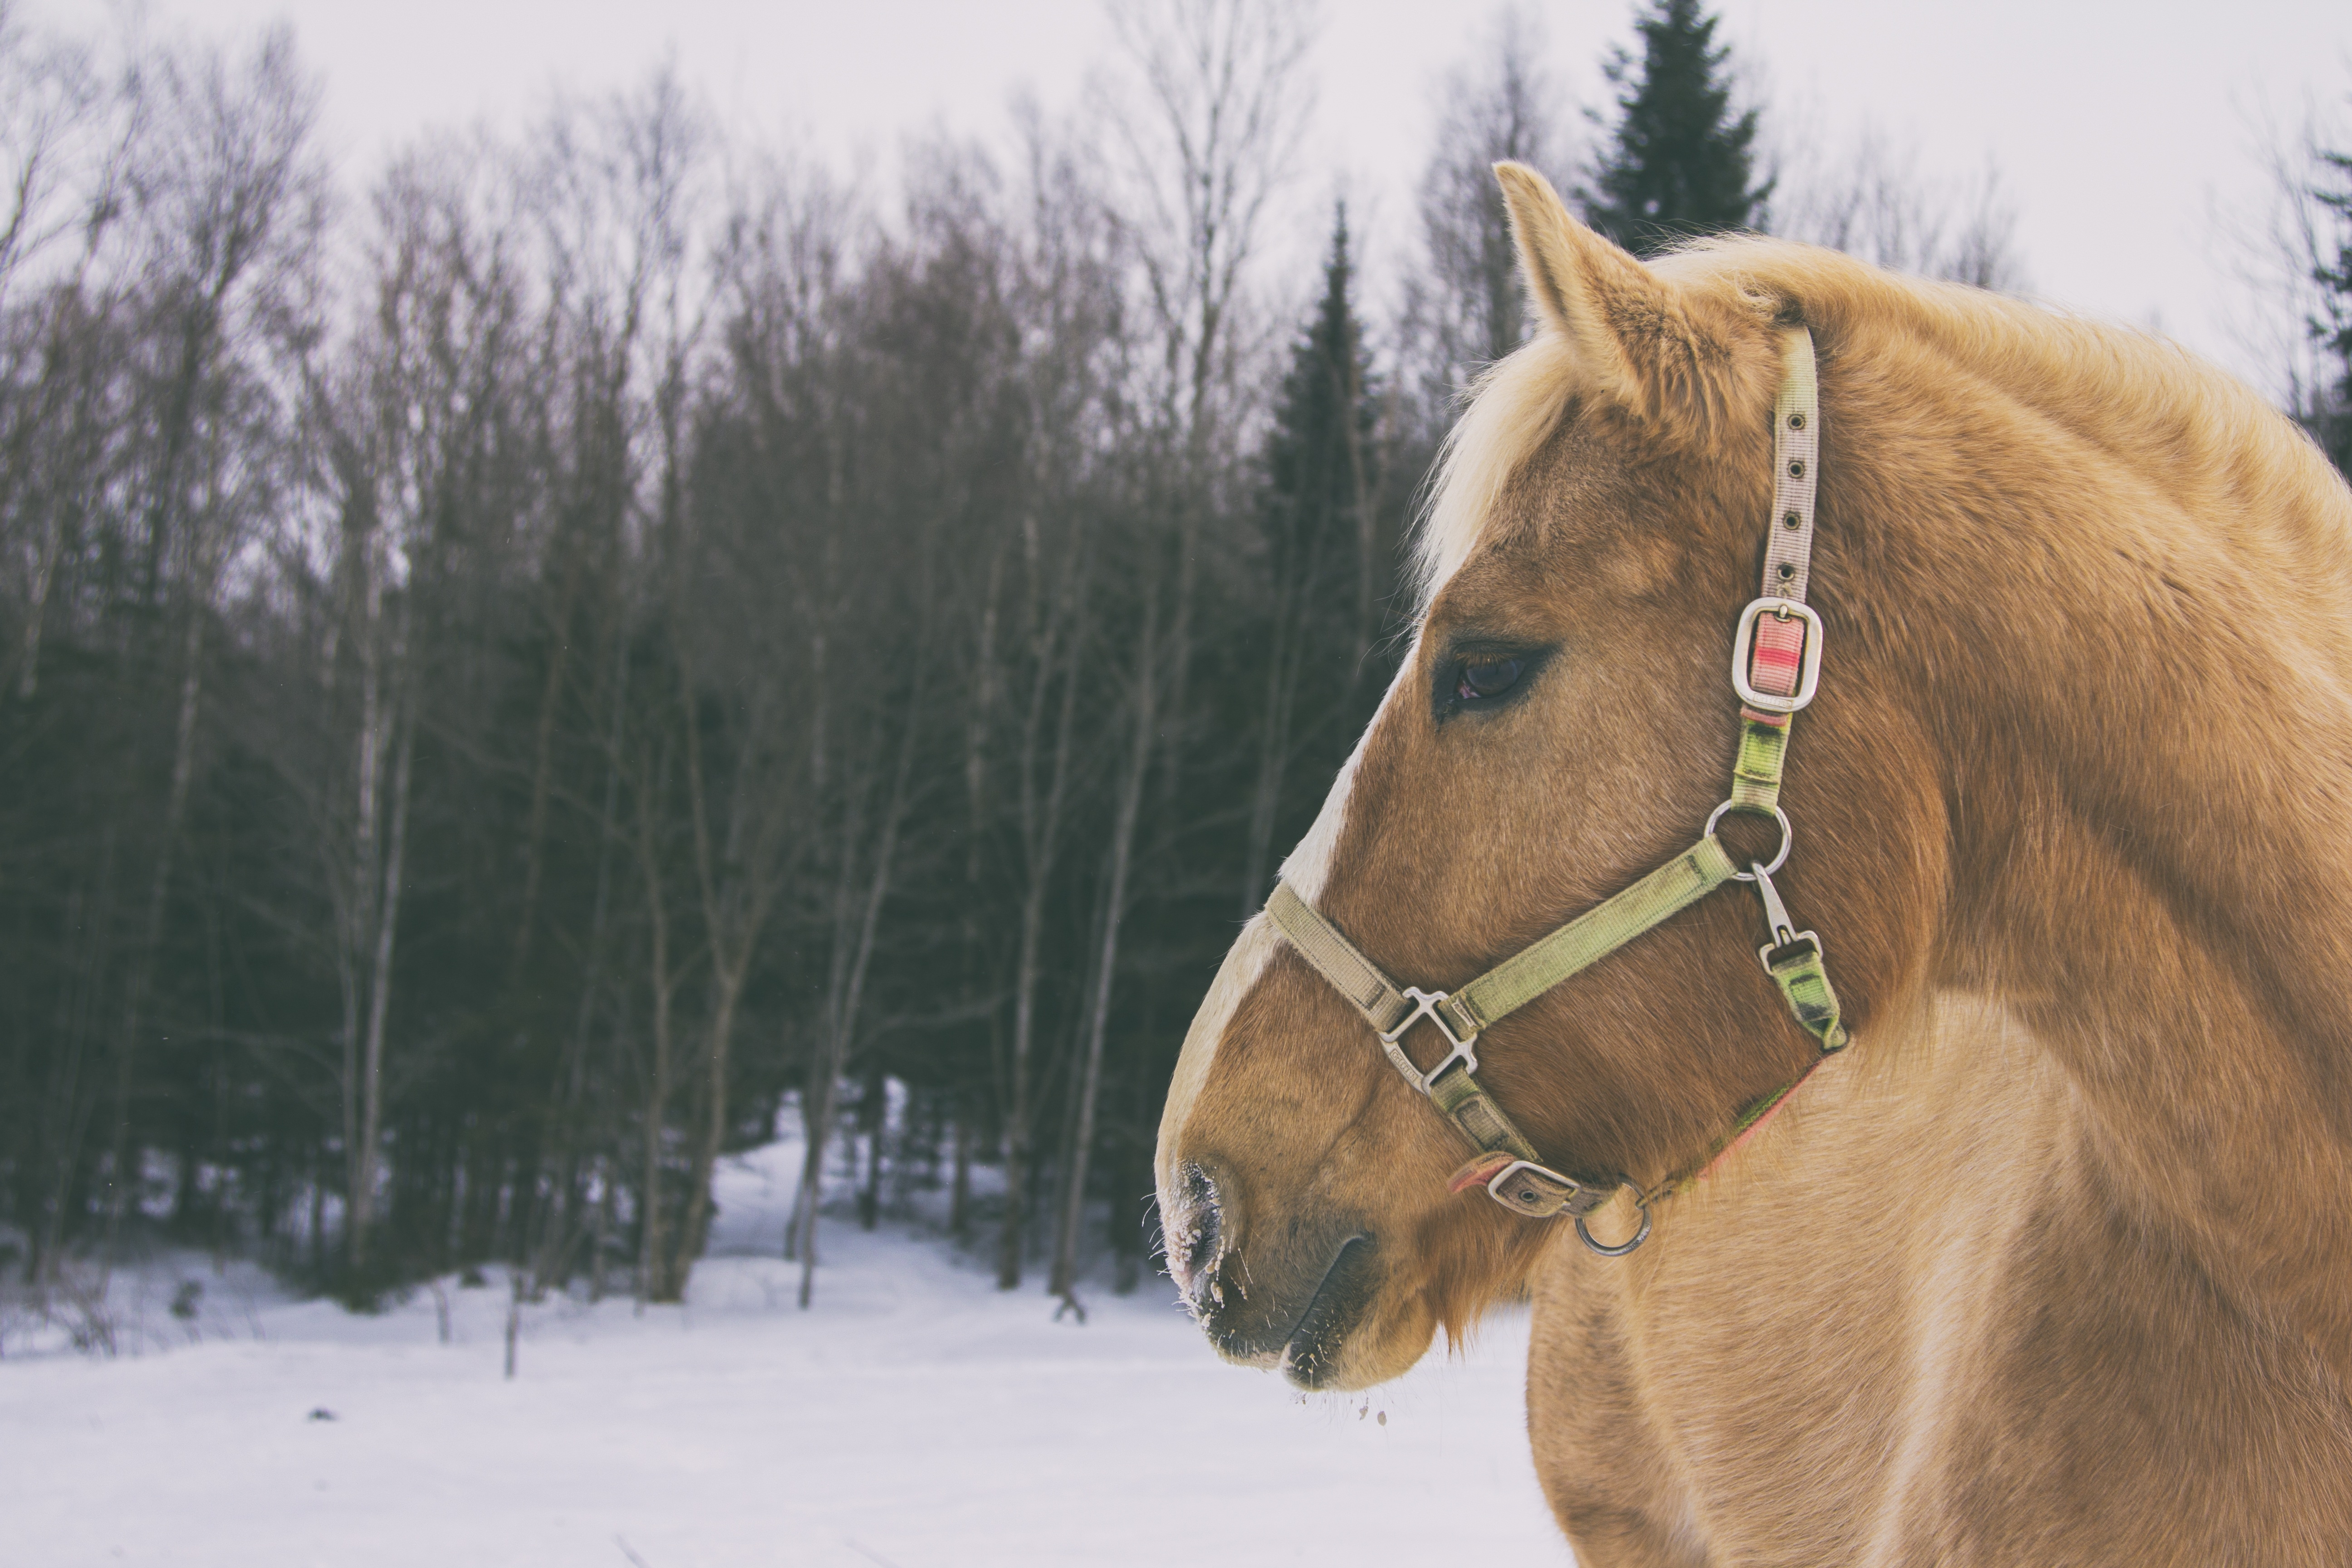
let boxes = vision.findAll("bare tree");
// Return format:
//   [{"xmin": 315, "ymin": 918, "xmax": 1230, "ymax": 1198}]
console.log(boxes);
[
  {"xmin": 1094, "ymin": 0, "xmax": 1316, "ymax": 811},
  {"xmin": 1402, "ymin": 5, "xmax": 1573, "ymax": 402},
  {"xmin": 0, "ymin": 8, "xmax": 136, "ymax": 704},
  {"xmin": 1770, "ymin": 124, "xmax": 2025, "ymax": 292},
  {"xmin": 99, "ymin": 26, "xmax": 328, "ymax": 1261},
  {"xmin": 1048, "ymin": 586, "xmax": 1158, "ymax": 1314},
  {"xmin": 2222, "ymin": 93, "xmax": 2352, "ymax": 450},
  {"xmin": 304, "ymin": 134, "xmax": 524, "ymax": 1272}
]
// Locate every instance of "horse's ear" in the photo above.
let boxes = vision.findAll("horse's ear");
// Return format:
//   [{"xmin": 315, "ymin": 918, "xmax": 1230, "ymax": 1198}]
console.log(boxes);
[{"xmin": 1493, "ymin": 161, "xmax": 1768, "ymax": 447}]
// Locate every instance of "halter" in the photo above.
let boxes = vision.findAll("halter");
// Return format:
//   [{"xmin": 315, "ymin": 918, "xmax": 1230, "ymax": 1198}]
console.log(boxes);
[{"xmin": 1263, "ymin": 327, "xmax": 1847, "ymax": 1258}]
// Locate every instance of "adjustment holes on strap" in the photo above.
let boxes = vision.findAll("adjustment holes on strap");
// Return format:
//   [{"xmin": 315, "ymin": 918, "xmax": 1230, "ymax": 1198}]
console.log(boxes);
[
  {"xmin": 1788, "ymin": 412, "xmax": 1805, "ymax": 430},
  {"xmin": 1788, "ymin": 459, "xmax": 1806, "ymax": 478},
  {"xmin": 1782, "ymin": 511, "xmax": 1802, "ymax": 529}
]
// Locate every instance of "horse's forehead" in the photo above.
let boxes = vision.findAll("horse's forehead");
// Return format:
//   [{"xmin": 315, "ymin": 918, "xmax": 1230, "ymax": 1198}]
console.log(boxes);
[
  {"xmin": 1427, "ymin": 453, "xmax": 1693, "ymax": 632},
  {"xmin": 1425, "ymin": 413, "xmax": 1666, "ymax": 606}
]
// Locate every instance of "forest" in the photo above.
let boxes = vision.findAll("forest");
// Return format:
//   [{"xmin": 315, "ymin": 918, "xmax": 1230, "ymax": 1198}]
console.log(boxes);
[{"xmin": 3, "ymin": 0, "xmax": 2348, "ymax": 1318}]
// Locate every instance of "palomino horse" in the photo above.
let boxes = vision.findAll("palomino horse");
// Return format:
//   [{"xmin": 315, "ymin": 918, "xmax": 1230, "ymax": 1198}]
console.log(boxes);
[{"xmin": 1156, "ymin": 162, "xmax": 2352, "ymax": 1565}]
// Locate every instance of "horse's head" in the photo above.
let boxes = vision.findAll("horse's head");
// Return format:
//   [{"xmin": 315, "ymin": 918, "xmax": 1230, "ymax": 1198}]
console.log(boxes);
[{"xmin": 1156, "ymin": 166, "xmax": 1943, "ymax": 1390}]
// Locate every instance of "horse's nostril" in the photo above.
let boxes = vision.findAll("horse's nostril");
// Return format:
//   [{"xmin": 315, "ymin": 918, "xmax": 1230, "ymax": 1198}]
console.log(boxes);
[{"xmin": 1170, "ymin": 1164, "xmax": 1224, "ymax": 1296}]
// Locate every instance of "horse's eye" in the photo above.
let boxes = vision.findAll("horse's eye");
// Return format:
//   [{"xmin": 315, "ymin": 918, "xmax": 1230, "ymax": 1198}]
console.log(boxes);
[{"xmin": 1456, "ymin": 657, "xmax": 1524, "ymax": 701}]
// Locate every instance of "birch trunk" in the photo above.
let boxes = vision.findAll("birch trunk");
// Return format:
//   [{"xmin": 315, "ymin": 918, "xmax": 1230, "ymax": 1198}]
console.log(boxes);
[
  {"xmin": 795, "ymin": 676, "xmax": 923, "ymax": 1308},
  {"xmin": 101, "ymin": 597, "xmax": 207, "ymax": 1259},
  {"xmin": 632, "ymin": 740, "xmax": 685, "ymax": 1303},
  {"xmin": 348, "ymin": 694, "xmax": 414, "ymax": 1267},
  {"xmin": 997, "ymin": 592, "xmax": 1083, "ymax": 1290},
  {"xmin": 532, "ymin": 633, "xmax": 628, "ymax": 1293},
  {"xmin": 1050, "ymin": 593, "xmax": 1159, "ymax": 1309}
]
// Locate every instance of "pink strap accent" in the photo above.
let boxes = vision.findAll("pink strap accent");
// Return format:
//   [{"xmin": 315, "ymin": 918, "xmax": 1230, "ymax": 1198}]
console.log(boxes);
[
  {"xmin": 1693, "ymin": 1055, "xmax": 1830, "ymax": 1185},
  {"xmin": 1747, "ymin": 613, "xmax": 1808, "ymax": 699},
  {"xmin": 1447, "ymin": 1151, "xmax": 1516, "ymax": 1195}
]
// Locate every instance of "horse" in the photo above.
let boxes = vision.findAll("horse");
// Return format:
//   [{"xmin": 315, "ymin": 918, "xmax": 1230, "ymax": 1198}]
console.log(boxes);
[{"xmin": 1154, "ymin": 161, "xmax": 2352, "ymax": 1565}]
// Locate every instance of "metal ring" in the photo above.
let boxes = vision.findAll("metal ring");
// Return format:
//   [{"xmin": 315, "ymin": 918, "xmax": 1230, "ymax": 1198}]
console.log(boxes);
[
  {"xmin": 1703, "ymin": 802, "xmax": 1792, "ymax": 881},
  {"xmin": 1575, "ymin": 1193, "xmax": 1654, "ymax": 1257}
]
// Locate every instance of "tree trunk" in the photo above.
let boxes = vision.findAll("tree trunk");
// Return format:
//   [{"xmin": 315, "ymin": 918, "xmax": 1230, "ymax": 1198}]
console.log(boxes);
[
  {"xmin": 857, "ymin": 1062, "xmax": 886, "ymax": 1232},
  {"xmin": 949, "ymin": 1109, "xmax": 973, "ymax": 1241},
  {"xmin": 671, "ymin": 963, "xmax": 745, "ymax": 1283},
  {"xmin": 102, "ymin": 596, "xmax": 209, "ymax": 1263},
  {"xmin": 796, "ymin": 673, "xmax": 923, "ymax": 1307},
  {"xmin": 997, "ymin": 577, "xmax": 1084, "ymax": 1291},
  {"xmin": 535, "ymin": 622, "xmax": 631, "ymax": 1295},
  {"xmin": 1051, "ymin": 594, "xmax": 1158, "ymax": 1310},
  {"xmin": 348, "ymin": 696, "xmax": 414, "ymax": 1270},
  {"xmin": 633, "ymin": 741, "xmax": 684, "ymax": 1304},
  {"xmin": 508, "ymin": 549, "xmax": 584, "ymax": 977}
]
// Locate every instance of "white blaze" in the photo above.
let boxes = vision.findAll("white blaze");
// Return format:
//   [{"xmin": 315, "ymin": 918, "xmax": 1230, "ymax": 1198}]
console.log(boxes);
[{"xmin": 1155, "ymin": 650, "xmax": 1421, "ymax": 1205}]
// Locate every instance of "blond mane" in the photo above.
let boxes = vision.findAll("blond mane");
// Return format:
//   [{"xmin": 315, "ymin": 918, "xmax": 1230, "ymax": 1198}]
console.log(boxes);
[{"xmin": 1412, "ymin": 236, "xmax": 2342, "ymax": 605}]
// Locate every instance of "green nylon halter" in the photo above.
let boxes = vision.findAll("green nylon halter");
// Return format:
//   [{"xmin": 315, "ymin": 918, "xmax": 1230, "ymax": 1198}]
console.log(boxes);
[{"xmin": 1263, "ymin": 327, "xmax": 1849, "ymax": 1257}]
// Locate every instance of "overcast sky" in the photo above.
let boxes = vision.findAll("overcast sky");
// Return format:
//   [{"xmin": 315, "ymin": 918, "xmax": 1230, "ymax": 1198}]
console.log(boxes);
[{"xmin": 36, "ymin": 0, "xmax": 2352, "ymax": 391}]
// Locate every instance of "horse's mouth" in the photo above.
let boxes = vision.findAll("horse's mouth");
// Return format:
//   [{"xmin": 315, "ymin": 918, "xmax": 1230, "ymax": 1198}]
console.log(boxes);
[
  {"xmin": 1185, "ymin": 1206, "xmax": 1380, "ymax": 1388},
  {"xmin": 1274, "ymin": 1235, "xmax": 1375, "ymax": 1390}
]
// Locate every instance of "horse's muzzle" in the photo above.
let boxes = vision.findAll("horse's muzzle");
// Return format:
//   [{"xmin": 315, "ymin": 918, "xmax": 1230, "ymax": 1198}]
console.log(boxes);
[{"xmin": 1163, "ymin": 1159, "xmax": 1378, "ymax": 1388}]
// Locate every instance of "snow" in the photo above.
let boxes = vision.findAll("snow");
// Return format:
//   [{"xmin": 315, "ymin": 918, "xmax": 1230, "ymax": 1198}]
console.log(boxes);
[{"xmin": 1, "ymin": 1140, "xmax": 1572, "ymax": 1567}]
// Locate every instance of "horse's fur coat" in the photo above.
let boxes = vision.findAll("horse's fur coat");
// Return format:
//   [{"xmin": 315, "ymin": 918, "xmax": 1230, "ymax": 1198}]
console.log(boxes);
[{"xmin": 1155, "ymin": 163, "xmax": 2352, "ymax": 1563}]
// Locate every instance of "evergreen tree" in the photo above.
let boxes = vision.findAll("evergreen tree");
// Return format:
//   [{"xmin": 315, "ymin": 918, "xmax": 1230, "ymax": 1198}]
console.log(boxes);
[
  {"xmin": 1265, "ymin": 210, "xmax": 1377, "ymax": 583},
  {"xmin": 1236, "ymin": 207, "xmax": 1384, "ymax": 912},
  {"xmin": 1584, "ymin": 0, "xmax": 1770, "ymax": 256}
]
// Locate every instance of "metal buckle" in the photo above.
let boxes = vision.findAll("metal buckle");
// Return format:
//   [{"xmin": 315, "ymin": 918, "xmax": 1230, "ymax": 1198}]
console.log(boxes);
[
  {"xmin": 1731, "ymin": 598, "xmax": 1823, "ymax": 713},
  {"xmin": 1484, "ymin": 1158, "xmax": 1576, "ymax": 1215},
  {"xmin": 1377, "ymin": 986, "xmax": 1479, "ymax": 1094}
]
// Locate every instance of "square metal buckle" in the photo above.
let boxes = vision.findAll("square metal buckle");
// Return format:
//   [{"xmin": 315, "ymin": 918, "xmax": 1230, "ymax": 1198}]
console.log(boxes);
[
  {"xmin": 1377, "ymin": 986, "xmax": 1480, "ymax": 1094},
  {"xmin": 1731, "ymin": 598, "xmax": 1823, "ymax": 713},
  {"xmin": 1484, "ymin": 1158, "xmax": 1583, "ymax": 1217}
]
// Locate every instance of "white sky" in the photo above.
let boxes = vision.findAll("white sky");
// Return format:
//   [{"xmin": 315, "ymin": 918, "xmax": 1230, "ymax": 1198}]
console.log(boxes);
[{"xmin": 38, "ymin": 0, "xmax": 2352, "ymax": 391}]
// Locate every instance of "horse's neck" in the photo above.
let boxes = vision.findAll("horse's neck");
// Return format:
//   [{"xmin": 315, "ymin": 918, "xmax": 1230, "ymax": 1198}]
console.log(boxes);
[
  {"xmin": 1923, "ymin": 512, "xmax": 2352, "ymax": 1392},
  {"xmin": 1534, "ymin": 989, "xmax": 2352, "ymax": 1563}
]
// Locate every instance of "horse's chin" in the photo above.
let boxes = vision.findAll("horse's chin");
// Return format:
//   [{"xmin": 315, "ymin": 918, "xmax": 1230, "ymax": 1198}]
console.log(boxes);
[
  {"xmin": 1270, "ymin": 1235, "xmax": 1377, "ymax": 1389},
  {"xmin": 1192, "ymin": 1232, "xmax": 1434, "ymax": 1392},
  {"xmin": 1279, "ymin": 1287, "xmax": 1436, "ymax": 1392}
]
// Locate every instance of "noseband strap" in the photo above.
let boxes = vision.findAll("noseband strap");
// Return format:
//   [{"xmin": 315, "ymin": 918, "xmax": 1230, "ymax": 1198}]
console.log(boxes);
[{"xmin": 1264, "ymin": 327, "xmax": 1849, "ymax": 1253}]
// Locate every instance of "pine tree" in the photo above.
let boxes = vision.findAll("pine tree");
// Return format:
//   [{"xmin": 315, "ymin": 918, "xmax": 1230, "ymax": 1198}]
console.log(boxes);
[
  {"xmin": 1237, "ymin": 207, "xmax": 1382, "ymax": 913},
  {"xmin": 1584, "ymin": 0, "xmax": 1770, "ymax": 256},
  {"xmin": 1265, "ymin": 210, "xmax": 1377, "ymax": 579}
]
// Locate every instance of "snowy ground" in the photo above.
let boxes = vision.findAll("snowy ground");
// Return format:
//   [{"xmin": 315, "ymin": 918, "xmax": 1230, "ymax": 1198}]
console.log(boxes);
[{"xmin": 1, "ymin": 1141, "xmax": 1571, "ymax": 1568}]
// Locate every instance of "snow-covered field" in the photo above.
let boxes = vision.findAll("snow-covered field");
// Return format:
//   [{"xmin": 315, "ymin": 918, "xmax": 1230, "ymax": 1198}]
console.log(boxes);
[{"xmin": 1, "ymin": 1142, "xmax": 1570, "ymax": 1567}]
